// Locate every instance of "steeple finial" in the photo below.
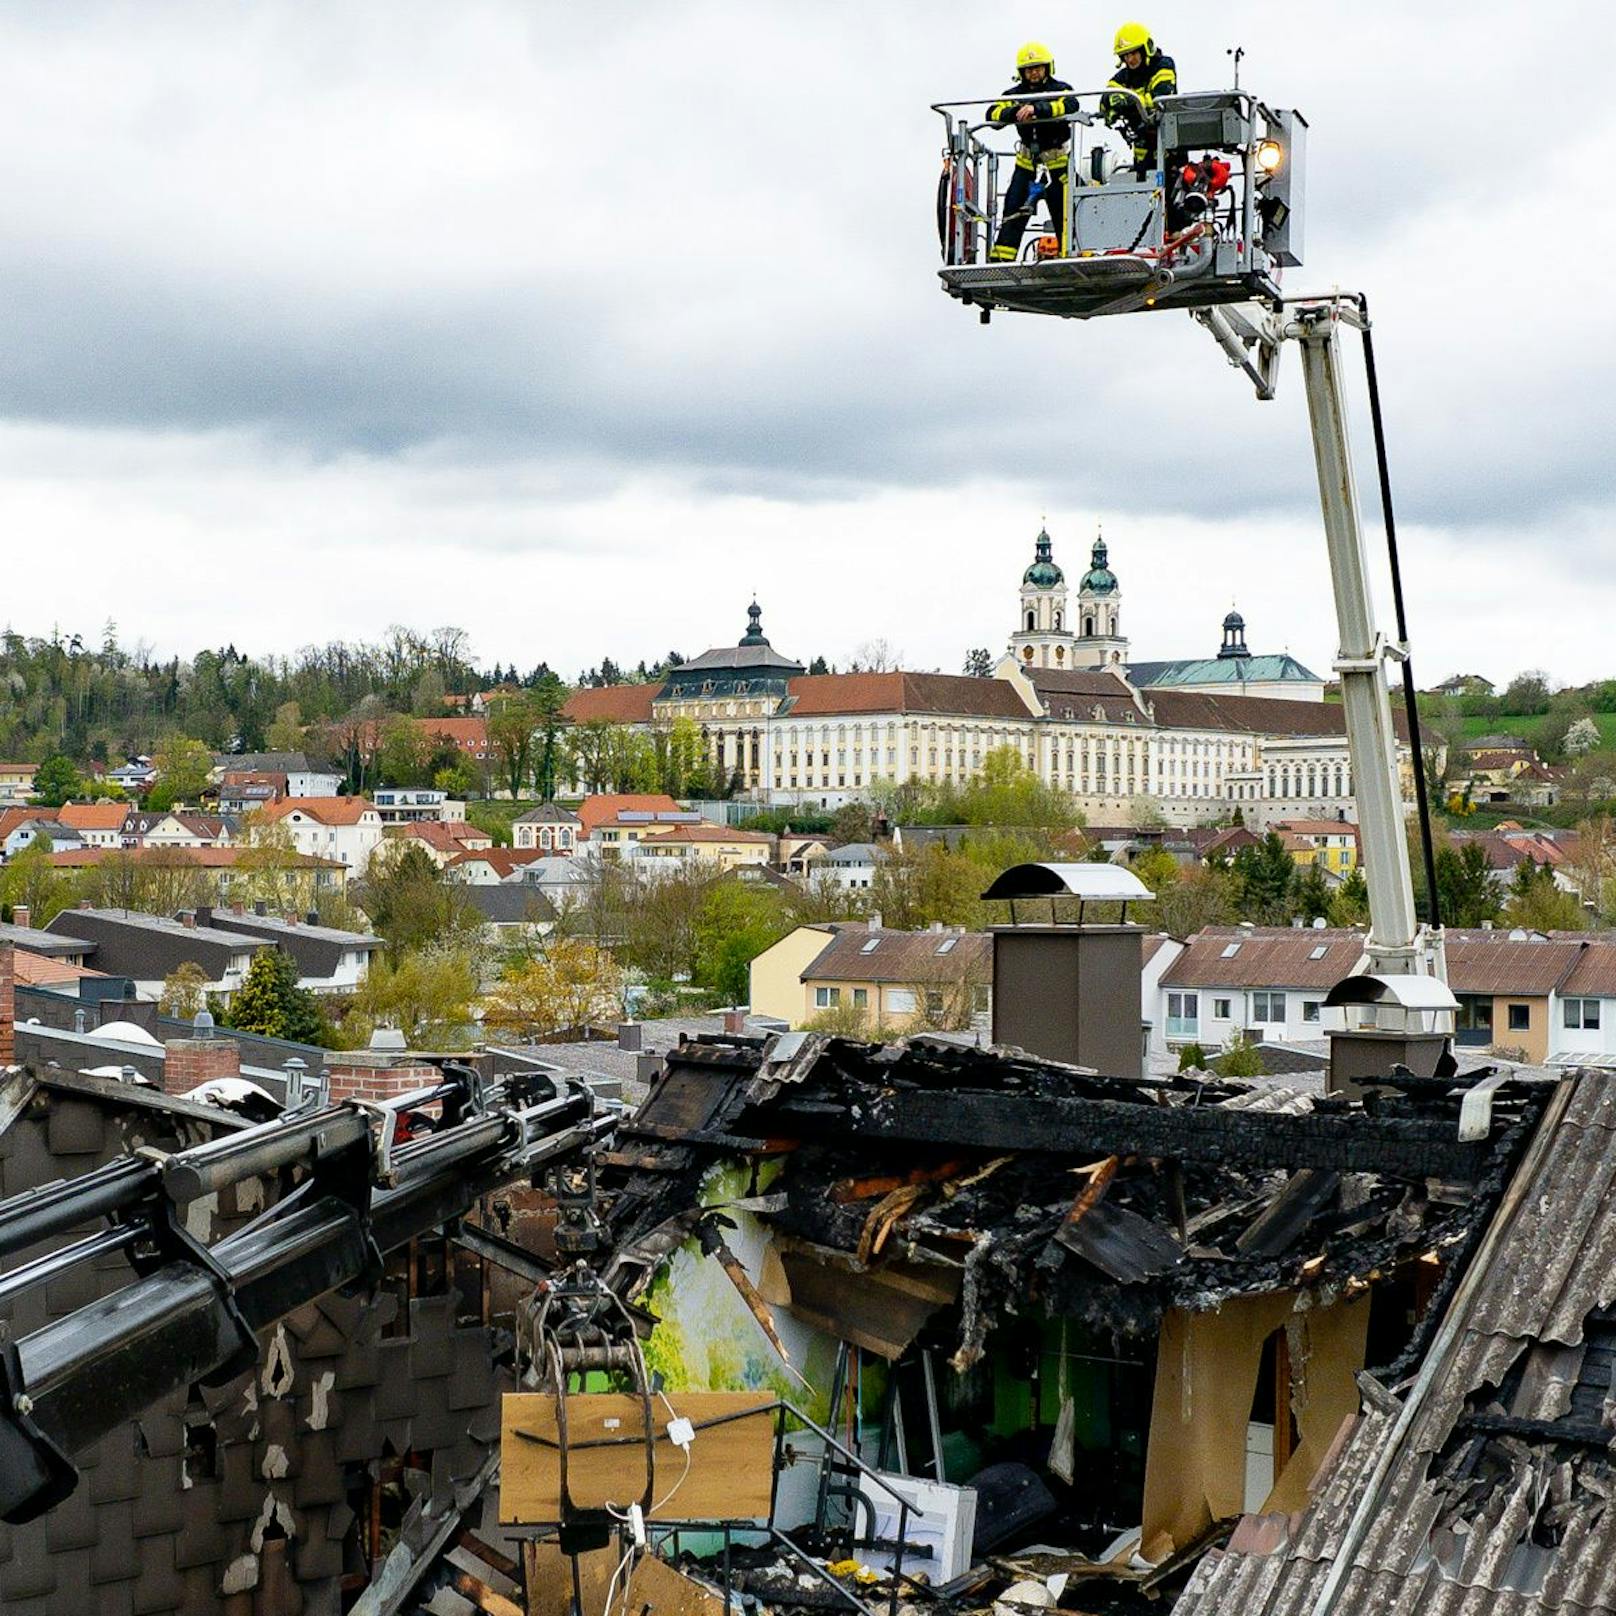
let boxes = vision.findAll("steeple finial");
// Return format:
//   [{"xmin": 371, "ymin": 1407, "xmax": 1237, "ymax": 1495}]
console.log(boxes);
[{"xmin": 739, "ymin": 600, "xmax": 769, "ymax": 647}]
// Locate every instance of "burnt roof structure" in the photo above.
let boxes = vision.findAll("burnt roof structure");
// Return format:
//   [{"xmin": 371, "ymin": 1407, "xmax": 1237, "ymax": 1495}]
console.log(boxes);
[{"xmin": 1176, "ymin": 1068, "xmax": 1616, "ymax": 1616}]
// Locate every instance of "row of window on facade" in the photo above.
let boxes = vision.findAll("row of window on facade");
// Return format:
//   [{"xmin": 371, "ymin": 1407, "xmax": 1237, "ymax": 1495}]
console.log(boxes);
[
  {"xmin": 1165, "ymin": 989, "xmax": 1325, "ymax": 1038},
  {"xmin": 814, "ymin": 984, "xmax": 992, "ymax": 1015}
]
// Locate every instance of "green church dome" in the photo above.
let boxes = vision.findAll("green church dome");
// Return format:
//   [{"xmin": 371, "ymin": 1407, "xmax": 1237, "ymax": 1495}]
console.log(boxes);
[
  {"xmin": 1022, "ymin": 528, "xmax": 1065, "ymax": 589},
  {"xmin": 1079, "ymin": 535, "xmax": 1118, "ymax": 595}
]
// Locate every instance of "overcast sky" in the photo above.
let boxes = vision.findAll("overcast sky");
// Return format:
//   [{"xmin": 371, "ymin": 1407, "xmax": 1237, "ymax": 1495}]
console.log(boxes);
[{"xmin": 2, "ymin": 1, "xmax": 1612, "ymax": 687}]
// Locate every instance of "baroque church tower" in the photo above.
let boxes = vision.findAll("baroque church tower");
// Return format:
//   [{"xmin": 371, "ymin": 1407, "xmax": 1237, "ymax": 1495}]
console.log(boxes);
[
  {"xmin": 1071, "ymin": 531, "xmax": 1129, "ymax": 670},
  {"xmin": 1009, "ymin": 527, "xmax": 1074, "ymax": 669}
]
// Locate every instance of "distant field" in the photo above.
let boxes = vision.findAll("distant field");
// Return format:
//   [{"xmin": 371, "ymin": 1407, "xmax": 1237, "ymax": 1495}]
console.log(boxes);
[{"xmin": 1453, "ymin": 713, "xmax": 1616, "ymax": 746}]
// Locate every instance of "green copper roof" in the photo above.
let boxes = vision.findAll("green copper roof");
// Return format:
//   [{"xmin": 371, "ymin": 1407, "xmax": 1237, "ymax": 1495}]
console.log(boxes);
[
  {"xmin": 1127, "ymin": 652, "xmax": 1324, "ymax": 688},
  {"xmin": 1079, "ymin": 534, "xmax": 1117, "ymax": 595},
  {"xmin": 1022, "ymin": 527, "xmax": 1065, "ymax": 589}
]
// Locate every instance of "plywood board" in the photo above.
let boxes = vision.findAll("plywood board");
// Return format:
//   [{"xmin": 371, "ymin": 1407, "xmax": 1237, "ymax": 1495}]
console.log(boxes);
[{"xmin": 500, "ymin": 1391, "xmax": 776, "ymax": 1526}]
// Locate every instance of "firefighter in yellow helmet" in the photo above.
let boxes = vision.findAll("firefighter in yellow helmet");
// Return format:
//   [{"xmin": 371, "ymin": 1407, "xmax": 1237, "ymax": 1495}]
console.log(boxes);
[
  {"xmin": 1103, "ymin": 23, "xmax": 1178, "ymax": 173},
  {"xmin": 985, "ymin": 42, "xmax": 1082, "ymax": 262}
]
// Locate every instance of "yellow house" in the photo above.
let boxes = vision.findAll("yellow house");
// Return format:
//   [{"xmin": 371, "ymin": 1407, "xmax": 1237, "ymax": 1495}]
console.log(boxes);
[
  {"xmin": 750, "ymin": 922, "xmax": 991, "ymax": 1032},
  {"xmin": 0, "ymin": 762, "xmax": 37, "ymax": 805},
  {"xmin": 1275, "ymin": 820, "xmax": 1360, "ymax": 876},
  {"xmin": 632, "ymin": 824, "xmax": 773, "ymax": 872}
]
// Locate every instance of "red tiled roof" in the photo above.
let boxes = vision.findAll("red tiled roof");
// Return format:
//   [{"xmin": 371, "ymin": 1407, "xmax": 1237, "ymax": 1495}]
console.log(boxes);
[
  {"xmin": 12, "ymin": 950, "xmax": 109, "ymax": 987},
  {"xmin": 56, "ymin": 801, "xmax": 129, "ymax": 831},
  {"xmin": 1277, "ymin": 819, "xmax": 1360, "ymax": 837},
  {"xmin": 394, "ymin": 820, "xmax": 493, "ymax": 853},
  {"xmin": 414, "ymin": 715, "xmax": 489, "ymax": 752},
  {"xmin": 446, "ymin": 847, "xmax": 548, "ymax": 878},
  {"xmin": 0, "ymin": 806, "xmax": 59, "ymax": 841},
  {"xmin": 1445, "ymin": 936, "xmax": 1583, "ymax": 997},
  {"xmin": 785, "ymin": 672, "xmax": 1030, "ymax": 720},
  {"xmin": 1150, "ymin": 690, "xmax": 1412, "ymax": 742},
  {"xmin": 262, "ymin": 796, "xmax": 378, "ymax": 827},
  {"xmin": 1560, "ymin": 944, "xmax": 1616, "ymax": 1000},
  {"xmin": 802, "ymin": 927, "xmax": 992, "ymax": 985},
  {"xmin": 1162, "ymin": 927, "xmax": 1366, "ymax": 989},
  {"xmin": 564, "ymin": 685, "xmax": 659, "ymax": 725},
  {"xmin": 576, "ymin": 794, "xmax": 683, "ymax": 837}
]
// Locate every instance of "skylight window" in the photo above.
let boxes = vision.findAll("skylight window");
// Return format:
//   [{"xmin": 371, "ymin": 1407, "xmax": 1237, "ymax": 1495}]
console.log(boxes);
[
  {"xmin": 935, "ymin": 937, "xmax": 957, "ymax": 955},
  {"xmin": 1221, "ymin": 943, "xmax": 1242, "ymax": 958},
  {"xmin": 860, "ymin": 938, "xmax": 881, "ymax": 953},
  {"xmin": 1309, "ymin": 944, "xmax": 1329, "ymax": 960}
]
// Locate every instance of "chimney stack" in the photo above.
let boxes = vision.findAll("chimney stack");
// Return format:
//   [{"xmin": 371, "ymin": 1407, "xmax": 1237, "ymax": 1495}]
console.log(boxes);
[
  {"xmin": 11, "ymin": 905, "xmax": 29, "ymax": 930},
  {"xmin": 178, "ymin": 910, "xmax": 197, "ymax": 929}
]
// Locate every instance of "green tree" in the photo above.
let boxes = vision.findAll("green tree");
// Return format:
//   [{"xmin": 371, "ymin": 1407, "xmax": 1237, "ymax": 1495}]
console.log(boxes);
[
  {"xmin": 377, "ymin": 714, "xmax": 431, "ymax": 786},
  {"xmin": 1215, "ymin": 1033, "xmax": 1266, "ymax": 1078},
  {"xmin": 433, "ymin": 758, "xmax": 480, "ymax": 798},
  {"xmin": 147, "ymin": 736, "xmax": 215, "ymax": 810},
  {"xmin": 1131, "ymin": 847, "xmax": 1181, "ymax": 893},
  {"xmin": 159, "ymin": 961, "xmax": 211, "ymax": 1020},
  {"xmin": 1431, "ymin": 840, "xmax": 1502, "ymax": 927},
  {"xmin": 266, "ymin": 701, "xmax": 305, "ymax": 753},
  {"xmin": 1155, "ymin": 863, "xmax": 1238, "ymax": 937},
  {"xmin": 692, "ymin": 881, "xmax": 792, "ymax": 1002},
  {"xmin": 487, "ymin": 693, "xmax": 538, "ymax": 800},
  {"xmin": 339, "ymin": 949, "xmax": 479, "ymax": 1049},
  {"xmin": 1232, "ymin": 833, "xmax": 1298, "ymax": 923},
  {"xmin": 482, "ymin": 940, "xmax": 625, "ymax": 1039},
  {"xmin": 1327, "ymin": 866, "xmax": 1370, "ymax": 927},
  {"xmin": 359, "ymin": 841, "xmax": 483, "ymax": 961},
  {"xmin": 222, "ymin": 947, "xmax": 326, "ymax": 1043},
  {"xmin": 30, "ymin": 754, "xmax": 83, "ymax": 806},
  {"xmin": 1293, "ymin": 861, "xmax": 1333, "ymax": 922},
  {"xmin": 962, "ymin": 648, "xmax": 994, "ymax": 678},
  {"xmin": 0, "ymin": 835, "xmax": 73, "ymax": 926},
  {"xmin": 1503, "ymin": 860, "xmax": 1587, "ymax": 931}
]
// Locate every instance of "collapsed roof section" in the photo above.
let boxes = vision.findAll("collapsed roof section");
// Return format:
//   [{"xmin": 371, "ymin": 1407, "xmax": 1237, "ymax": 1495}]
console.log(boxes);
[
  {"xmin": 1176, "ymin": 1067, "xmax": 1616, "ymax": 1616},
  {"xmin": 600, "ymin": 1033, "xmax": 1548, "ymax": 1365}
]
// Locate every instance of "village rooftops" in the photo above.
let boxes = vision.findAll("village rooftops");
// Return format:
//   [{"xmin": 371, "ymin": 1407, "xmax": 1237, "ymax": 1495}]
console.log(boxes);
[
  {"xmin": 513, "ymin": 802, "xmax": 581, "ymax": 825},
  {"xmin": 1161, "ymin": 926, "xmax": 1368, "ymax": 991},
  {"xmin": 0, "ymin": 921, "xmax": 94, "ymax": 958},
  {"xmin": 802, "ymin": 926, "xmax": 990, "ymax": 985},
  {"xmin": 194, "ymin": 907, "xmax": 381, "ymax": 975},
  {"xmin": 261, "ymin": 796, "xmax": 378, "ymax": 826},
  {"xmin": 43, "ymin": 907, "xmax": 264, "ymax": 981}
]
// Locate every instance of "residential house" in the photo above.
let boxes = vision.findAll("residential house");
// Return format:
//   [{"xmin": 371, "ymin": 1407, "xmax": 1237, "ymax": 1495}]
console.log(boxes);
[
  {"xmin": 44, "ymin": 845, "xmax": 347, "ymax": 906},
  {"xmin": 119, "ymin": 810, "xmax": 231, "ymax": 849},
  {"xmin": 1553, "ymin": 943, "xmax": 1616, "ymax": 1064},
  {"xmin": 106, "ymin": 756, "xmax": 157, "ymax": 792},
  {"xmin": 1445, "ymin": 930, "xmax": 1588, "ymax": 1063},
  {"xmin": 814, "ymin": 842, "xmax": 885, "ymax": 892},
  {"xmin": 1274, "ymin": 818, "xmax": 1359, "ymax": 876},
  {"xmin": 0, "ymin": 762, "xmax": 37, "ymax": 805},
  {"xmin": 56, "ymin": 801, "xmax": 131, "ymax": 847},
  {"xmin": 589, "ymin": 808, "xmax": 703, "ymax": 860},
  {"xmin": 625, "ymin": 823, "xmax": 773, "ymax": 874},
  {"xmin": 1189, "ymin": 824, "xmax": 1262, "ymax": 863},
  {"xmin": 445, "ymin": 848, "xmax": 551, "ymax": 884},
  {"xmin": 215, "ymin": 752, "xmax": 343, "ymax": 797},
  {"xmin": 413, "ymin": 716, "xmax": 491, "ymax": 766},
  {"xmin": 1450, "ymin": 827, "xmax": 1584, "ymax": 895},
  {"xmin": 752, "ymin": 921, "xmax": 991, "ymax": 1031},
  {"xmin": 216, "ymin": 771, "xmax": 287, "ymax": 815},
  {"xmin": 385, "ymin": 818, "xmax": 493, "ymax": 868},
  {"xmin": 44, "ymin": 907, "xmax": 262, "ymax": 1000},
  {"xmin": 1140, "ymin": 932, "xmax": 1188, "ymax": 1058},
  {"xmin": 1430, "ymin": 672, "xmax": 1496, "ymax": 696},
  {"xmin": 1, "ymin": 817, "xmax": 83, "ymax": 860},
  {"xmin": 779, "ymin": 835, "xmax": 832, "ymax": 878},
  {"xmin": 459, "ymin": 883, "xmax": 559, "ymax": 946},
  {"xmin": 1157, "ymin": 925, "xmax": 1370, "ymax": 1049},
  {"xmin": 512, "ymin": 803, "xmax": 581, "ymax": 853},
  {"xmin": 371, "ymin": 787, "xmax": 468, "ymax": 825},
  {"xmin": 194, "ymin": 905, "xmax": 381, "ymax": 992},
  {"xmin": 0, "ymin": 914, "xmax": 94, "ymax": 964},
  {"xmin": 575, "ymin": 794, "xmax": 685, "ymax": 843},
  {"xmin": 261, "ymin": 795, "xmax": 385, "ymax": 875}
]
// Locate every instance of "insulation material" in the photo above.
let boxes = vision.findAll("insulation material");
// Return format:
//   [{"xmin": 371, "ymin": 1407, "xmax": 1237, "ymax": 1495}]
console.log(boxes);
[
  {"xmin": 1261, "ymin": 1297, "xmax": 1369, "ymax": 1515},
  {"xmin": 1140, "ymin": 1293, "xmax": 1295, "ymax": 1559}
]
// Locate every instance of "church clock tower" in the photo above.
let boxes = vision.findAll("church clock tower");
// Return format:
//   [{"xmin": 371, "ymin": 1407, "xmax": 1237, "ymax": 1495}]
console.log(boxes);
[{"xmin": 1009, "ymin": 527, "xmax": 1076, "ymax": 669}]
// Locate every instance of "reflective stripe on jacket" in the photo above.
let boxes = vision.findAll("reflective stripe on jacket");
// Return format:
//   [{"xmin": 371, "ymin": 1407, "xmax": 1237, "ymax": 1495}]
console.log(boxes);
[{"xmin": 986, "ymin": 76, "xmax": 1080, "ymax": 152}]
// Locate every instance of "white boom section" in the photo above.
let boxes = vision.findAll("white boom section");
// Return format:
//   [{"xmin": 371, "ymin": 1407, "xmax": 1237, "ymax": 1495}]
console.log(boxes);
[{"xmin": 1286, "ymin": 302, "xmax": 1421, "ymax": 977}]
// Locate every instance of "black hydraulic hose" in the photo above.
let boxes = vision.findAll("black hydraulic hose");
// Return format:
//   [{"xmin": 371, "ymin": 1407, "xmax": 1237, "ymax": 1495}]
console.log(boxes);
[{"xmin": 1355, "ymin": 295, "xmax": 1443, "ymax": 930}]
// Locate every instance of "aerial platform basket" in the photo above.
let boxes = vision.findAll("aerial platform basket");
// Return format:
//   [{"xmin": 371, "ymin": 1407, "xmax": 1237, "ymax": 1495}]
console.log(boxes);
[{"xmin": 934, "ymin": 89, "xmax": 1306, "ymax": 321}]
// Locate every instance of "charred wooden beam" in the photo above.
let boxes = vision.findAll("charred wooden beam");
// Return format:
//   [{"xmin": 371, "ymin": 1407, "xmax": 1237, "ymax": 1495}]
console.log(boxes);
[{"xmin": 766, "ymin": 1088, "xmax": 1512, "ymax": 1181}]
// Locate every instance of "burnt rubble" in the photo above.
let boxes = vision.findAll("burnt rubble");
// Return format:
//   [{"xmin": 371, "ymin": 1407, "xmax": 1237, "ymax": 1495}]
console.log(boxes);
[{"xmin": 600, "ymin": 1033, "xmax": 1545, "ymax": 1367}]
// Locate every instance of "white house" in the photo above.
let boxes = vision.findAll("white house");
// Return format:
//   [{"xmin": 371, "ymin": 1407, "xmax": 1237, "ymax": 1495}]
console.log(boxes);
[
  {"xmin": 1156, "ymin": 925, "xmax": 1369, "ymax": 1051},
  {"xmin": 371, "ymin": 788, "xmax": 467, "ymax": 825},
  {"xmin": 512, "ymin": 803, "xmax": 581, "ymax": 853},
  {"xmin": 260, "ymin": 796, "xmax": 385, "ymax": 875},
  {"xmin": 2, "ymin": 819, "xmax": 84, "ymax": 860},
  {"xmin": 1141, "ymin": 933, "xmax": 1187, "ymax": 1060},
  {"xmin": 815, "ymin": 842, "xmax": 885, "ymax": 893}
]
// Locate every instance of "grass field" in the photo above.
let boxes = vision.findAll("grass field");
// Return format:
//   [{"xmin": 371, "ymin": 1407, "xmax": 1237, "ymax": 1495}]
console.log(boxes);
[{"xmin": 1453, "ymin": 712, "xmax": 1616, "ymax": 746}]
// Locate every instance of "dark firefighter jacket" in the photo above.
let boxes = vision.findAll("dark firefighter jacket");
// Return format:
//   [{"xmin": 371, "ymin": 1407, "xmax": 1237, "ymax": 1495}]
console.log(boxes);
[
  {"xmin": 986, "ymin": 76, "xmax": 1081, "ymax": 152},
  {"xmin": 1103, "ymin": 50, "xmax": 1177, "ymax": 134}
]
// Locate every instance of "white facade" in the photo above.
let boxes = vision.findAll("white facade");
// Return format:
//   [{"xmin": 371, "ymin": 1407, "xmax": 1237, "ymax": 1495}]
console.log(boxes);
[
  {"xmin": 513, "ymin": 817, "xmax": 579, "ymax": 853},
  {"xmin": 287, "ymin": 770, "xmax": 345, "ymax": 797},
  {"xmin": 371, "ymin": 788, "xmax": 467, "ymax": 824},
  {"xmin": 1160, "ymin": 980, "xmax": 1352, "ymax": 1048},
  {"xmin": 268, "ymin": 803, "xmax": 385, "ymax": 874}
]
